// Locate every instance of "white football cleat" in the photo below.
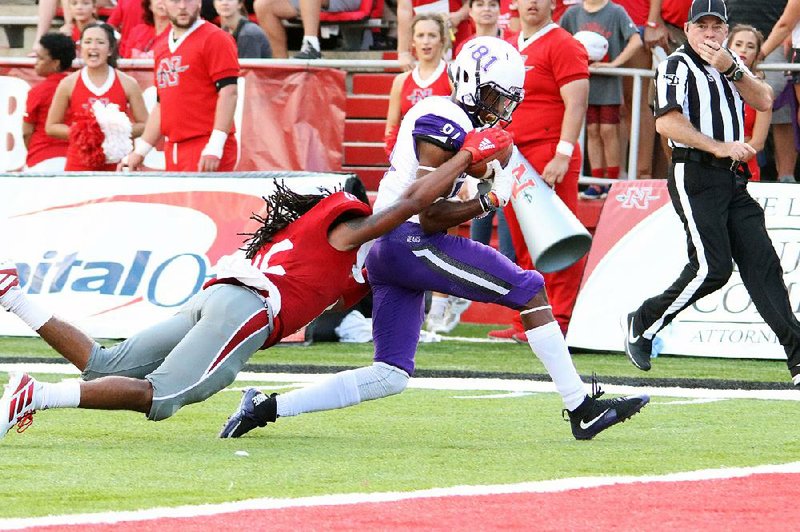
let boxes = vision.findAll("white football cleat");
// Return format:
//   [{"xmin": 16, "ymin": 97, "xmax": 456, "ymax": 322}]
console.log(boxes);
[
  {"xmin": 0, "ymin": 260, "xmax": 20, "ymax": 298},
  {"xmin": 0, "ymin": 373, "xmax": 37, "ymax": 439}
]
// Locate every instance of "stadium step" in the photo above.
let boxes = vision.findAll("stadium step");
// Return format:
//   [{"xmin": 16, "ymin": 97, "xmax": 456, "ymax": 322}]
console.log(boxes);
[
  {"xmin": 344, "ymin": 142, "xmax": 386, "ymax": 167},
  {"xmin": 352, "ymin": 73, "xmax": 395, "ymax": 95},
  {"xmin": 346, "ymin": 95, "xmax": 389, "ymax": 119},
  {"xmin": 345, "ymin": 119, "xmax": 386, "ymax": 143}
]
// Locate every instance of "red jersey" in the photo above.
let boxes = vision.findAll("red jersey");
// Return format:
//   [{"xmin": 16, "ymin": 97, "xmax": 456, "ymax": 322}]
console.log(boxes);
[
  {"xmin": 744, "ymin": 103, "xmax": 760, "ymax": 181},
  {"xmin": 206, "ymin": 191, "xmax": 372, "ymax": 348},
  {"xmin": 65, "ymin": 66, "xmax": 129, "ymax": 171},
  {"xmin": 661, "ymin": 0, "xmax": 692, "ymax": 27},
  {"xmin": 506, "ymin": 25, "xmax": 589, "ymax": 146},
  {"xmin": 614, "ymin": 0, "xmax": 648, "ymax": 26},
  {"xmin": 121, "ymin": 24, "xmax": 168, "ymax": 58},
  {"xmin": 400, "ymin": 60, "xmax": 451, "ymax": 118},
  {"xmin": 24, "ymin": 72, "xmax": 69, "ymax": 167},
  {"xmin": 108, "ymin": 0, "xmax": 146, "ymax": 51},
  {"xmin": 152, "ymin": 20, "xmax": 239, "ymax": 143}
]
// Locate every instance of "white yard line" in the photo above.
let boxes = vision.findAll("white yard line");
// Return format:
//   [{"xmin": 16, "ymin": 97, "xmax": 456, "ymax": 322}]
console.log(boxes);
[
  {"xmin": 2, "ymin": 363, "xmax": 799, "ymax": 401},
  {"xmin": 1, "ymin": 462, "xmax": 799, "ymax": 530}
]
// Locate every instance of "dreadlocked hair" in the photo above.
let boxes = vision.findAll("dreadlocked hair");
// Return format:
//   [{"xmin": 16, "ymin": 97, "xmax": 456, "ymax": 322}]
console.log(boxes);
[{"xmin": 242, "ymin": 180, "xmax": 334, "ymax": 259}]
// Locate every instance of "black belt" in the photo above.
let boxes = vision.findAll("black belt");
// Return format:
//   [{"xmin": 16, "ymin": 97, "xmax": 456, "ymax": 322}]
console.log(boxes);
[{"xmin": 671, "ymin": 147, "xmax": 747, "ymax": 175}]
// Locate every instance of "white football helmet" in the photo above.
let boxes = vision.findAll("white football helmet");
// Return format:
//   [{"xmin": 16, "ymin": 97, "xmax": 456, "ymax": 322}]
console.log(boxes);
[{"xmin": 450, "ymin": 36, "xmax": 525, "ymax": 127}]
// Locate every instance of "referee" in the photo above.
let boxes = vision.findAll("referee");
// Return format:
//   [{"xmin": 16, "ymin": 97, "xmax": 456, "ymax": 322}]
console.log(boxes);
[{"xmin": 623, "ymin": 0, "xmax": 800, "ymax": 386}]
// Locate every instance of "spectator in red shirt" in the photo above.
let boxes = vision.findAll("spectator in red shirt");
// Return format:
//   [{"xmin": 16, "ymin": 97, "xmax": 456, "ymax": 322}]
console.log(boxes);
[
  {"xmin": 396, "ymin": 0, "xmax": 472, "ymax": 70},
  {"xmin": 108, "ymin": 0, "xmax": 148, "ymax": 56},
  {"xmin": 119, "ymin": 0, "xmax": 171, "ymax": 58},
  {"xmin": 69, "ymin": 0, "xmax": 100, "ymax": 53},
  {"xmin": 23, "ymin": 32, "xmax": 76, "ymax": 172}
]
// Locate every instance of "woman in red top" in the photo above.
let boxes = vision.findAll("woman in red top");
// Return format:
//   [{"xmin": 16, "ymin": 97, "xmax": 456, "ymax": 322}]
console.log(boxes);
[
  {"xmin": 119, "ymin": 0, "xmax": 170, "ymax": 59},
  {"xmin": 46, "ymin": 23, "xmax": 148, "ymax": 171},
  {"xmin": 384, "ymin": 13, "xmax": 452, "ymax": 156},
  {"xmin": 728, "ymin": 24, "xmax": 771, "ymax": 182},
  {"xmin": 23, "ymin": 32, "xmax": 76, "ymax": 172}
]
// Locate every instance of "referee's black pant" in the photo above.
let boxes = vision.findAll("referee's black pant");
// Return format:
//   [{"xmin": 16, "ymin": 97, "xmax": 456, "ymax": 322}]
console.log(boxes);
[{"xmin": 634, "ymin": 159, "xmax": 800, "ymax": 362}]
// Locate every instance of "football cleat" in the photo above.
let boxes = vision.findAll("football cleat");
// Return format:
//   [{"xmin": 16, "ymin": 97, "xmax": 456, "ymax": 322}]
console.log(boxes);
[
  {"xmin": 219, "ymin": 388, "xmax": 277, "ymax": 438},
  {"xmin": 622, "ymin": 312, "xmax": 653, "ymax": 371},
  {"xmin": 1, "ymin": 373, "xmax": 37, "ymax": 440},
  {"xmin": 0, "ymin": 260, "xmax": 20, "ymax": 298},
  {"xmin": 565, "ymin": 379, "xmax": 649, "ymax": 441}
]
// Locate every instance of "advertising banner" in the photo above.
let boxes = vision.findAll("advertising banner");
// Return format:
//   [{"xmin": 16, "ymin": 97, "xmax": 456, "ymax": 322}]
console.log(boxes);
[
  {"xmin": 568, "ymin": 179, "xmax": 800, "ymax": 360},
  {"xmin": 0, "ymin": 173, "xmax": 354, "ymax": 340}
]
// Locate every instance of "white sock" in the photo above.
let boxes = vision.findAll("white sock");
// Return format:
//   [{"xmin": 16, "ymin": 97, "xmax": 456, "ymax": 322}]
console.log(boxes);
[
  {"xmin": 277, "ymin": 370, "xmax": 360, "ymax": 417},
  {"xmin": 277, "ymin": 363, "xmax": 408, "ymax": 417},
  {"xmin": 303, "ymin": 36, "xmax": 320, "ymax": 51},
  {"xmin": 35, "ymin": 380, "xmax": 81, "ymax": 410},
  {"xmin": 0, "ymin": 289, "xmax": 53, "ymax": 331},
  {"xmin": 428, "ymin": 295, "xmax": 448, "ymax": 320},
  {"xmin": 525, "ymin": 321, "xmax": 586, "ymax": 411}
]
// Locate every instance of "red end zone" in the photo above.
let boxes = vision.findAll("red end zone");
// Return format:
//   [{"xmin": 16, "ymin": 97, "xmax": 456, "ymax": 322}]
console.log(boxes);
[{"xmin": 22, "ymin": 470, "xmax": 797, "ymax": 531}]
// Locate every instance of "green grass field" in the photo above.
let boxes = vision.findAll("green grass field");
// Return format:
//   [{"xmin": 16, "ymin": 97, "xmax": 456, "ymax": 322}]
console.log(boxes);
[{"xmin": 1, "ymin": 324, "xmax": 797, "ymax": 520}]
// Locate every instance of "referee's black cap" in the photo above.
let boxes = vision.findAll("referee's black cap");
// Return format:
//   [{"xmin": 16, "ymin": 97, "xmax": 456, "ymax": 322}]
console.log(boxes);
[{"xmin": 687, "ymin": 0, "xmax": 728, "ymax": 24}]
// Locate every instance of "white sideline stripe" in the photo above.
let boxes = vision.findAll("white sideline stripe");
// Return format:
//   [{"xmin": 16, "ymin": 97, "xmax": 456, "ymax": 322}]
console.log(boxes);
[
  {"xmin": 1, "ymin": 462, "xmax": 799, "ymax": 529},
  {"xmin": 2, "ymin": 363, "xmax": 800, "ymax": 401}
]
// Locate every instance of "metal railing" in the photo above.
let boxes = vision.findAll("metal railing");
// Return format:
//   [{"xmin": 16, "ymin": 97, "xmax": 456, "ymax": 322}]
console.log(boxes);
[{"xmin": 4, "ymin": 57, "xmax": 798, "ymax": 184}]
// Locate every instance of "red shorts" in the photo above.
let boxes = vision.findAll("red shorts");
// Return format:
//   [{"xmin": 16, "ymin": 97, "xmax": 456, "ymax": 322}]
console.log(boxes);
[
  {"xmin": 164, "ymin": 134, "xmax": 238, "ymax": 172},
  {"xmin": 586, "ymin": 104, "xmax": 621, "ymax": 125}
]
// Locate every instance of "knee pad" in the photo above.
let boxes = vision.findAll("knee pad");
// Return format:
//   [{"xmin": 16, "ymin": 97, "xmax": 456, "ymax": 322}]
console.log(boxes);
[{"xmin": 352, "ymin": 362, "xmax": 409, "ymax": 402}]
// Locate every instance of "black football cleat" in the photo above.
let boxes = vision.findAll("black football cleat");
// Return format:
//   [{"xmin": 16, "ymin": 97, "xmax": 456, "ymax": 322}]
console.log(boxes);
[{"xmin": 219, "ymin": 388, "xmax": 277, "ymax": 438}]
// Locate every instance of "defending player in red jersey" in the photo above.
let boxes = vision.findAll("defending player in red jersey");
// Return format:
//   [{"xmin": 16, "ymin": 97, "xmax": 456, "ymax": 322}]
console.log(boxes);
[
  {"xmin": 0, "ymin": 126, "xmax": 513, "ymax": 438},
  {"xmin": 121, "ymin": 0, "xmax": 240, "ymax": 172}
]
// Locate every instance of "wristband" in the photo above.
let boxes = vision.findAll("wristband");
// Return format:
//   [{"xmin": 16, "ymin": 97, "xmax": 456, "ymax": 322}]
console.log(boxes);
[
  {"xmin": 133, "ymin": 138, "xmax": 153, "ymax": 157},
  {"xmin": 478, "ymin": 191, "xmax": 501, "ymax": 212},
  {"xmin": 556, "ymin": 140, "xmax": 574, "ymax": 157},
  {"xmin": 201, "ymin": 129, "xmax": 228, "ymax": 159},
  {"xmin": 645, "ymin": 21, "xmax": 660, "ymax": 28}
]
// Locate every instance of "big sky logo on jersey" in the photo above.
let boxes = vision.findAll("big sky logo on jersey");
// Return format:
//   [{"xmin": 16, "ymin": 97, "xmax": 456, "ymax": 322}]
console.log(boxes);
[{"xmin": 157, "ymin": 57, "xmax": 190, "ymax": 88}]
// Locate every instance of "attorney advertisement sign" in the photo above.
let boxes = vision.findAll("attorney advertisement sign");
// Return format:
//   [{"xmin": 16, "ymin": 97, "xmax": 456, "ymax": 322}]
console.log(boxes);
[
  {"xmin": 568, "ymin": 179, "xmax": 800, "ymax": 360},
  {"xmin": 0, "ymin": 173, "xmax": 352, "ymax": 340}
]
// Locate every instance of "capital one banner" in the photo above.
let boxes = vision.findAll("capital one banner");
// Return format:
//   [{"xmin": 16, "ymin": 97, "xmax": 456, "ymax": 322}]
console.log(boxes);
[
  {"xmin": 568, "ymin": 179, "xmax": 800, "ymax": 360},
  {"xmin": 0, "ymin": 173, "xmax": 353, "ymax": 339}
]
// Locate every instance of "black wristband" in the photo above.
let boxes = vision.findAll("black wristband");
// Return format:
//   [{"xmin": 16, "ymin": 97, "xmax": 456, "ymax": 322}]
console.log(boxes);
[
  {"xmin": 722, "ymin": 62, "xmax": 736, "ymax": 77},
  {"xmin": 478, "ymin": 193, "xmax": 496, "ymax": 213}
]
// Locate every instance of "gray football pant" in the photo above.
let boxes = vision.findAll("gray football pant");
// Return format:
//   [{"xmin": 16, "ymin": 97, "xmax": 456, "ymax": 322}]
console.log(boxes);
[{"xmin": 81, "ymin": 284, "xmax": 273, "ymax": 421}]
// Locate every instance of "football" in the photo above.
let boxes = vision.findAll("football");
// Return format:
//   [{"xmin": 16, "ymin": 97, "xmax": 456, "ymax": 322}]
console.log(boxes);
[{"xmin": 465, "ymin": 143, "xmax": 514, "ymax": 179}]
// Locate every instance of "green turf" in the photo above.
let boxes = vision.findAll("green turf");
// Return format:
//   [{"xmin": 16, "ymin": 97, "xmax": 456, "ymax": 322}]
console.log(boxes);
[
  {"xmin": 1, "ymin": 325, "xmax": 796, "ymax": 519},
  {"xmin": 0, "ymin": 377, "xmax": 795, "ymax": 519}
]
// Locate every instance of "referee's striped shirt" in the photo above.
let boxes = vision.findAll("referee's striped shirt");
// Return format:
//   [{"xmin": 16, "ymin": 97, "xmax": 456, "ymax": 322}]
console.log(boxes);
[{"xmin": 654, "ymin": 43, "xmax": 750, "ymax": 149}]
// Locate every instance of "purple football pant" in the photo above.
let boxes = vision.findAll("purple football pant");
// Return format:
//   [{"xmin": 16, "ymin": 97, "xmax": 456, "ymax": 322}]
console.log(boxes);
[{"xmin": 365, "ymin": 222, "xmax": 545, "ymax": 375}]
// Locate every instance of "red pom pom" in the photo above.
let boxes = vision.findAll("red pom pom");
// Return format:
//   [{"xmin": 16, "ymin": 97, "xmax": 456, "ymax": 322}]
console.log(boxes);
[{"xmin": 67, "ymin": 107, "xmax": 106, "ymax": 169}]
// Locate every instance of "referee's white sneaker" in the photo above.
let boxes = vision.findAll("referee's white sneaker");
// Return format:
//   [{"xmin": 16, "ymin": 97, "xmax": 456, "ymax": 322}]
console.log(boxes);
[{"xmin": 0, "ymin": 373, "xmax": 38, "ymax": 440}]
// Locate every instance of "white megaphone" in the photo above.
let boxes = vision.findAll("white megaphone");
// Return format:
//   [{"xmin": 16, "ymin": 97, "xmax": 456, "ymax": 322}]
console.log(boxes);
[{"xmin": 507, "ymin": 146, "xmax": 592, "ymax": 273}]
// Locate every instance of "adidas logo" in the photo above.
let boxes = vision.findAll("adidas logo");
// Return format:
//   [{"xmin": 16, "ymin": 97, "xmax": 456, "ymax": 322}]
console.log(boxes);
[
  {"xmin": 478, "ymin": 138, "xmax": 496, "ymax": 151},
  {"xmin": 251, "ymin": 392, "xmax": 267, "ymax": 406}
]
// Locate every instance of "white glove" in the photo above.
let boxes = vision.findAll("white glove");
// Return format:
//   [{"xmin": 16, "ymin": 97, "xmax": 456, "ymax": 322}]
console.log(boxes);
[{"xmin": 489, "ymin": 159, "xmax": 514, "ymax": 208}]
